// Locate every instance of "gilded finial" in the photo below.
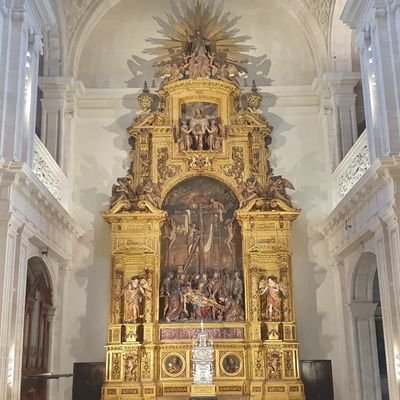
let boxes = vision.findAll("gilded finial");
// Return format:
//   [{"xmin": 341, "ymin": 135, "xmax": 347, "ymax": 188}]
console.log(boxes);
[{"xmin": 138, "ymin": 81, "xmax": 153, "ymax": 113}]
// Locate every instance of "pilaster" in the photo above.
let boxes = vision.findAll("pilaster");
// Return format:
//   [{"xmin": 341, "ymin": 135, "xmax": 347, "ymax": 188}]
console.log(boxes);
[
  {"xmin": 315, "ymin": 72, "xmax": 360, "ymax": 170},
  {"xmin": 342, "ymin": 0, "xmax": 400, "ymax": 160},
  {"xmin": 374, "ymin": 214, "xmax": 400, "ymax": 400},
  {"xmin": 0, "ymin": 214, "xmax": 24, "ymax": 400},
  {"xmin": 0, "ymin": 5, "xmax": 29, "ymax": 162},
  {"xmin": 38, "ymin": 77, "xmax": 80, "ymax": 174}
]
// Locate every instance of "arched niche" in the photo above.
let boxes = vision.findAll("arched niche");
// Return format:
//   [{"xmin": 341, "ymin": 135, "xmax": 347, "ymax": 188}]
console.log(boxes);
[
  {"xmin": 21, "ymin": 257, "xmax": 54, "ymax": 400},
  {"xmin": 159, "ymin": 176, "xmax": 244, "ymax": 323},
  {"xmin": 349, "ymin": 252, "xmax": 387, "ymax": 400}
]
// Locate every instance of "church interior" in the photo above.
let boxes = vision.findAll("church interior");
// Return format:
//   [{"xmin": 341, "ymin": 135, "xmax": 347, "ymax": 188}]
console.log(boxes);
[{"xmin": 0, "ymin": 0, "xmax": 400, "ymax": 399}]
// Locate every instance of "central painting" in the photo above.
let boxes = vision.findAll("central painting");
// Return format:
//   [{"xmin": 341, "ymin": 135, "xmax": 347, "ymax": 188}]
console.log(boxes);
[{"xmin": 160, "ymin": 176, "xmax": 244, "ymax": 323}]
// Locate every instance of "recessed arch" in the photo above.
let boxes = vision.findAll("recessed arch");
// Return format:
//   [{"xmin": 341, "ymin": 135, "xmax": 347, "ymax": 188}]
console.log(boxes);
[
  {"xmin": 351, "ymin": 251, "xmax": 377, "ymax": 301},
  {"xmin": 70, "ymin": 0, "xmax": 329, "ymax": 84},
  {"xmin": 329, "ymin": 0, "xmax": 353, "ymax": 71},
  {"xmin": 21, "ymin": 257, "xmax": 55, "ymax": 400},
  {"xmin": 348, "ymin": 251, "xmax": 387, "ymax": 400}
]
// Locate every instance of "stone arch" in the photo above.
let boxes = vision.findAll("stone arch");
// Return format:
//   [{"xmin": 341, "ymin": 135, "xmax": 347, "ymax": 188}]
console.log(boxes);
[
  {"xmin": 329, "ymin": 0, "xmax": 353, "ymax": 71},
  {"xmin": 21, "ymin": 257, "xmax": 55, "ymax": 399},
  {"xmin": 69, "ymin": 0, "xmax": 329, "ymax": 81},
  {"xmin": 348, "ymin": 252, "xmax": 384, "ymax": 400}
]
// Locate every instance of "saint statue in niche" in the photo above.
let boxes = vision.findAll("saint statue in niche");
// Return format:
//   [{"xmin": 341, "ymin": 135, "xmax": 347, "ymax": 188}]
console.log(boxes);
[
  {"xmin": 124, "ymin": 276, "xmax": 144, "ymax": 323},
  {"xmin": 259, "ymin": 275, "xmax": 288, "ymax": 322},
  {"xmin": 159, "ymin": 177, "xmax": 244, "ymax": 323}
]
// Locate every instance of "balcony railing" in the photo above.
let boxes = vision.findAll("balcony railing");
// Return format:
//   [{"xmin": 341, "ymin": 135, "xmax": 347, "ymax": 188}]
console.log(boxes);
[
  {"xmin": 32, "ymin": 135, "xmax": 67, "ymax": 208},
  {"xmin": 332, "ymin": 130, "xmax": 370, "ymax": 206}
]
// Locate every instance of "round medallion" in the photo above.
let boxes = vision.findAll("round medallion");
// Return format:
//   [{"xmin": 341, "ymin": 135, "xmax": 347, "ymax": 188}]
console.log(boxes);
[
  {"xmin": 162, "ymin": 353, "xmax": 185, "ymax": 377},
  {"xmin": 220, "ymin": 353, "xmax": 242, "ymax": 376}
]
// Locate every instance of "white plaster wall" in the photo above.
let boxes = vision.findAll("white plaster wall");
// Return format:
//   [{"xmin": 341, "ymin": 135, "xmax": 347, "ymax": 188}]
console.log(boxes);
[
  {"xmin": 61, "ymin": 110, "xmax": 134, "ymax": 397},
  {"xmin": 265, "ymin": 101, "xmax": 346, "ymax": 398},
  {"xmin": 77, "ymin": 0, "xmax": 317, "ymax": 88}
]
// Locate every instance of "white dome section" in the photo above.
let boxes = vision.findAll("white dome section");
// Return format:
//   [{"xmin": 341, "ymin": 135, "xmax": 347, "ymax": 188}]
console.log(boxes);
[{"xmin": 77, "ymin": 0, "xmax": 318, "ymax": 87}]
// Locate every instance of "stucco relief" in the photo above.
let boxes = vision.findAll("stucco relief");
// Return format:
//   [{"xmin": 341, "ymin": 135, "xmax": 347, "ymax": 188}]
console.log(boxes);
[
  {"xmin": 63, "ymin": 0, "xmax": 102, "ymax": 41},
  {"xmin": 304, "ymin": 0, "xmax": 333, "ymax": 40}
]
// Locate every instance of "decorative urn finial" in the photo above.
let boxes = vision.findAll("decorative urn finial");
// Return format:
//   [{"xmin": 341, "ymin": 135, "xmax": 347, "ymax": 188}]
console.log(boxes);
[
  {"xmin": 138, "ymin": 81, "xmax": 153, "ymax": 113},
  {"xmin": 247, "ymin": 80, "xmax": 263, "ymax": 112}
]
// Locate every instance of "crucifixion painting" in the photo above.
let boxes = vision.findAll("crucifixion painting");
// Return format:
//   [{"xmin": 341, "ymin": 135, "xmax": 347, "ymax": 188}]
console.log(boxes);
[{"xmin": 160, "ymin": 177, "xmax": 244, "ymax": 322}]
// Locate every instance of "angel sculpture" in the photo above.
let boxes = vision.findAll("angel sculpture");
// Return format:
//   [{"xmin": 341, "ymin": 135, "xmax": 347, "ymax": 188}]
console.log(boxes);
[
  {"xmin": 239, "ymin": 177, "xmax": 263, "ymax": 208},
  {"xmin": 136, "ymin": 178, "xmax": 162, "ymax": 209},
  {"xmin": 266, "ymin": 175, "xmax": 295, "ymax": 207},
  {"xmin": 110, "ymin": 176, "xmax": 135, "ymax": 210}
]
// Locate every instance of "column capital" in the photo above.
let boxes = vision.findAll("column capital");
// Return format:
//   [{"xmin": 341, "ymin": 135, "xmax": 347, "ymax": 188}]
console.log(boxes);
[
  {"xmin": 348, "ymin": 301, "xmax": 378, "ymax": 319},
  {"xmin": 322, "ymin": 72, "xmax": 361, "ymax": 92}
]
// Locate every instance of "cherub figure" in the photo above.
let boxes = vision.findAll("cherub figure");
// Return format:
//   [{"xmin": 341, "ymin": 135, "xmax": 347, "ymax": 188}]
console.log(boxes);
[
  {"xmin": 136, "ymin": 178, "xmax": 162, "ymax": 208},
  {"xmin": 239, "ymin": 177, "xmax": 263, "ymax": 208},
  {"xmin": 266, "ymin": 175, "xmax": 295, "ymax": 207},
  {"xmin": 110, "ymin": 176, "xmax": 135, "ymax": 209}
]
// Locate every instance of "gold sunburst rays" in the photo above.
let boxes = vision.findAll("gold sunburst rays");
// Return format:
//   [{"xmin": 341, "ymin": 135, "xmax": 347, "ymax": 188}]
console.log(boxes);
[{"xmin": 144, "ymin": 0, "xmax": 255, "ymax": 75}]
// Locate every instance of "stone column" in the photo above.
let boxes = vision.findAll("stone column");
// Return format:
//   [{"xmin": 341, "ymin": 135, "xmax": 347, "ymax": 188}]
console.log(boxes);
[
  {"xmin": 38, "ymin": 77, "xmax": 78, "ymax": 174},
  {"xmin": 22, "ymin": 33, "xmax": 43, "ymax": 166},
  {"xmin": 343, "ymin": 0, "xmax": 400, "ymax": 160},
  {"xmin": 374, "ymin": 213, "xmax": 400, "ymax": 400},
  {"xmin": 9, "ymin": 225, "xmax": 30, "ymax": 400},
  {"xmin": 0, "ymin": 4, "xmax": 29, "ymax": 162},
  {"xmin": 0, "ymin": 213, "xmax": 24, "ymax": 400},
  {"xmin": 348, "ymin": 302, "xmax": 381, "ymax": 400},
  {"xmin": 317, "ymin": 72, "xmax": 360, "ymax": 169}
]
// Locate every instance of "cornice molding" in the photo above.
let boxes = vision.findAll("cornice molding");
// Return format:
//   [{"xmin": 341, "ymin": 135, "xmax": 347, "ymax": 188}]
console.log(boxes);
[
  {"xmin": 321, "ymin": 156, "xmax": 400, "ymax": 239},
  {"xmin": 0, "ymin": 159, "xmax": 82, "ymax": 240},
  {"xmin": 76, "ymin": 84, "xmax": 319, "ymax": 115},
  {"xmin": 341, "ymin": 0, "xmax": 374, "ymax": 29}
]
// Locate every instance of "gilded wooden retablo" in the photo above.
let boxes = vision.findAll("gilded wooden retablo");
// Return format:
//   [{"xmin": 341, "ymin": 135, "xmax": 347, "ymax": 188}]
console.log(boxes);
[{"xmin": 102, "ymin": 2, "xmax": 305, "ymax": 399}]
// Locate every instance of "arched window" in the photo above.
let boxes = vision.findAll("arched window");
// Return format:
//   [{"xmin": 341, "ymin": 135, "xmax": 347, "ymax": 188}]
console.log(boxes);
[{"xmin": 21, "ymin": 258, "xmax": 53, "ymax": 400}]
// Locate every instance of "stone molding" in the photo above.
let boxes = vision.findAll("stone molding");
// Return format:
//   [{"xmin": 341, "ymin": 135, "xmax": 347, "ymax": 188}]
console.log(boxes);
[
  {"xmin": 320, "ymin": 156, "xmax": 400, "ymax": 255},
  {"xmin": 0, "ymin": 159, "xmax": 82, "ymax": 253},
  {"xmin": 76, "ymin": 84, "xmax": 319, "ymax": 115}
]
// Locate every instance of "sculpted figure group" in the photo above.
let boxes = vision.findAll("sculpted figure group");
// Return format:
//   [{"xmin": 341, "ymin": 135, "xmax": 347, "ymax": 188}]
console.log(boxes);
[
  {"xmin": 124, "ymin": 275, "xmax": 152, "ymax": 324},
  {"xmin": 110, "ymin": 177, "xmax": 162, "ymax": 212},
  {"xmin": 157, "ymin": 30, "xmax": 241, "ymax": 87},
  {"xmin": 177, "ymin": 108, "xmax": 223, "ymax": 151},
  {"xmin": 160, "ymin": 269, "xmax": 244, "ymax": 323},
  {"xmin": 239, "ymin": 175, "xmax": 295, "ymax": 209}
]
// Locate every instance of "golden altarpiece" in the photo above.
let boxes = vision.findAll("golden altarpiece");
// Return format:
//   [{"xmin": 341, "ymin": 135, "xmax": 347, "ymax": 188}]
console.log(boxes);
[{"xmin": 102, "ymin": 3, "xmax": 305, "ymax": 399}]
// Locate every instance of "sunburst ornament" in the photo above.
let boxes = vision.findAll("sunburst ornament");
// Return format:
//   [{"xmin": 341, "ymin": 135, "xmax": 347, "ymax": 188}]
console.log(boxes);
[{"xmin": 144, "ymin": 0, "xmax": 255, "ymax": 85}]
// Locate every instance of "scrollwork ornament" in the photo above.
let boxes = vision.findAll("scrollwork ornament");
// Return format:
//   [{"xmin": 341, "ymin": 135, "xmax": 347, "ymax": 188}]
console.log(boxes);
[
  {"xmin": 222, "ymin": 146, "xmax": 244, "ymax": 185},
  {"xmin": 284, "ymin": 350, "xmax": 294, "ymax": 377},
  {"xmin": 188, "ymin": 154, "xmax": 213, "ymax": 170},
  {"xmin": 338, "ymin": 144, "xmax": 370, "ymax": 198},
  {"xmin": 111, "ymin": 353, "xmax": 121, "ymax": 380}
]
